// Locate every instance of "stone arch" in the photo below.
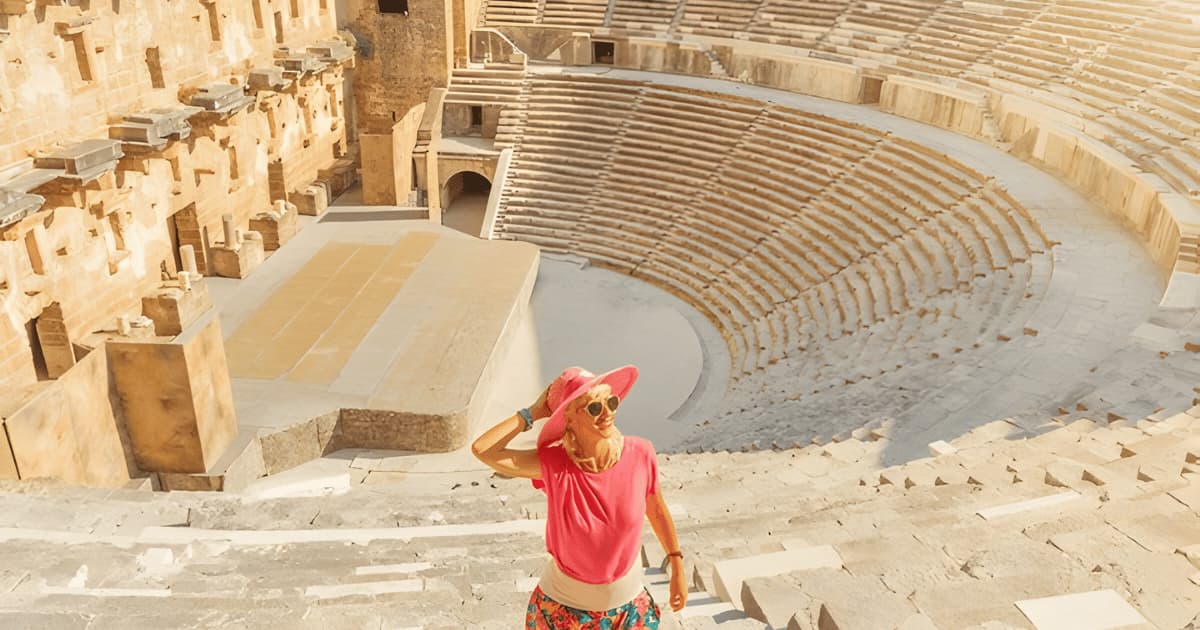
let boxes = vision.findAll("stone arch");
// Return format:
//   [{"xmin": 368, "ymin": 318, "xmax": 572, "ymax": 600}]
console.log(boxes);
[
  {"xmin": 440, "ymin": 170, "xmax": 492, "ymax": 237},
  {"xmin": 439, "ymin": 169, "xmax": 492, "ymax": 206}
]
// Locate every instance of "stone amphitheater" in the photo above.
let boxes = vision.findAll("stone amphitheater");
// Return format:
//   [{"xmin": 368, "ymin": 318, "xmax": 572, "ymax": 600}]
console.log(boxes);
[{"xmin": 1, "ymin": 0, "xmax": 1200, "ymax": 628}]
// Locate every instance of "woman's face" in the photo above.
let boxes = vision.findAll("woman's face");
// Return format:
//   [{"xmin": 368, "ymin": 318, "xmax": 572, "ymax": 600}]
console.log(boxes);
[{"xmin": 565, "ymin": 383, "xmax": 619, "ymax": 440}]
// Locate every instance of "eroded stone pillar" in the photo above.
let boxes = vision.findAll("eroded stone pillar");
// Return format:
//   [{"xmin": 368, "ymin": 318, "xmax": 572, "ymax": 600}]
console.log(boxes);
[
  {"xmin": 221, "ymin": 214, "xmax": 237, "ymax": 247},
  {"xmin": 106, "ymin": 313, "xmax": 237, "ymax": 474},
  {"xmin": 35, "ymin": 303, "xmax": 75, "ymax": 379},
  {"xmin": 180, "ymin": 244, "xmax": 199, "ymax": 276}
]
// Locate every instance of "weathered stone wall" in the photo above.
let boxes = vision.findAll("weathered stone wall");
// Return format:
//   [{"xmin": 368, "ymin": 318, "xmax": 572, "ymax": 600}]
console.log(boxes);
[
  {"xmin": 880, "ymin": 76, "xmax": 988, "ymax": 137},
  {"xmin": 0, "ymin": 1, "xmax": 352, "ymax": 394},
  {"xmin": 343, "ymin": 0, "xmax": 456, "ymax": 133},
  {"xmin": 0, "ymin": 346, "xmax": 134, "ymax": 488},
  {"xmin": 723, "ymin": 48, "xmax": 872, "ymax": 104},
  {"xmin": 999, "ymin": 97, "xmax": 1197, "ymax": 282},
  {"xmin": 0, "ymin": 0, "xmax": 338, "ymax": 168},
  {"xmin": 360, "ymin": 103, "xmax": 425, "ymax": 204},
  {"xmin": 108, "ymin": 314, "xmax": 238, "ymax": 475}
]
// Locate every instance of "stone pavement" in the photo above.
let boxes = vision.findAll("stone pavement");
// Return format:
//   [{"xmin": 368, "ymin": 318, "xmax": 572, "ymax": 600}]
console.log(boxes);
[{"xmin": 206, "ymin": 208, "xmax": 539, "ymax": 439}]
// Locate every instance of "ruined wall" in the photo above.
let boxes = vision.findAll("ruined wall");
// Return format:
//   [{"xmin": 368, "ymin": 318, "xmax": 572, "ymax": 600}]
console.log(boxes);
[
  {"xmin": 0, "ymin": 0, "xmax": 338, "ymax": 168},
  {"xmin": 0, "ymin": 1, "xmax": 352, "ymax": 395},
  {"xmin": 360, "ymin": 103, "xmax": 425, "ymax": 205},
  {"xmin": 343, "ymin": 0, "xmax": 455, "ymax": 133},
  {"xmin": 0, "ymin": 347, "xmax": 134, "ymax": 488}
]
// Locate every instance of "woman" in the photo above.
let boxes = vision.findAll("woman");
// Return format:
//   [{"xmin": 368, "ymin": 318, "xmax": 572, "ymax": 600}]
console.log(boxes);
[{"xmin": 471, "ymin": 366, "xmax": 687, "ymax": 629}]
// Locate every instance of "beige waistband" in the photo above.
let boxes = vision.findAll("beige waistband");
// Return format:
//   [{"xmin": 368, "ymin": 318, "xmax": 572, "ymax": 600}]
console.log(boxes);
[{"xmin": 538, "ymin": 557, "xmax": 645, "ymax": 611}]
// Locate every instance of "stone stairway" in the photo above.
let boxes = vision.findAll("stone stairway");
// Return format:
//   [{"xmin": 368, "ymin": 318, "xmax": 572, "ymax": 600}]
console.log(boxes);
[
  {"xmin": 703, "ymin": 48, "xmax": 730, "ymax": 77},
  {"xmin": 2, "ymin": 404, "xmax": 1200, "ymax": 627},
  {"xmin": 444, "ymin": 62, "xmax": 528, "ymax": 106},
  {"xmin": 653, "ymin": 409, "xmax": 1200, "ymax": 628}
]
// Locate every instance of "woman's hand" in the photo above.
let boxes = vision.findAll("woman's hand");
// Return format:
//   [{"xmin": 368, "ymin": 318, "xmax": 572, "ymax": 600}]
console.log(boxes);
[
  {"xmin": 530, "ymin": 383, "xmax": 552, "ymax": 419},
  {"xmin": 668, "ymin": 556, "xmax": 687, "ymax": 611}
]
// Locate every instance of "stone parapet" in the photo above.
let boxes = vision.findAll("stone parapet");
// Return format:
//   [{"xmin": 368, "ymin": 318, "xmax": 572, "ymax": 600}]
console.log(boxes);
[{"xmin": 880, "ymin": 76, "xmax": 989, "ymax": 136}]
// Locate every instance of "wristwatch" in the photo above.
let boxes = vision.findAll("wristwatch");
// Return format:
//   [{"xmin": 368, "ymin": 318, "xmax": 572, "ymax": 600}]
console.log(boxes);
[{"xmin": 517, "ymin": 408, "xmax": 534, "ymax": 432}]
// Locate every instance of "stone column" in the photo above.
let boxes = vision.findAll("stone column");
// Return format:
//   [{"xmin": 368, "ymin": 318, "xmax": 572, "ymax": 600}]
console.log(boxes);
[
  {"xmin": 222, "ymin": 214, "xmax": 237, "ymax": 248},
  {"xmin": 180, "ymin": 244, "xmax": 199, "ymax": 275}
]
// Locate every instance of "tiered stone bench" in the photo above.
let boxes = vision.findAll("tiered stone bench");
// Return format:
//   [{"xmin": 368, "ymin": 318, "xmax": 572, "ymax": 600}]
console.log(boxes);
[
  {"xmin": 482, "ymin": 0, "xmax": 1200, "ymax": 300},
  {"xmin": 493, "ymin": 73, "xmax": 1051, "ymax": 425},
  {"xmin": 4, "ymin": 407, "xmax": 1198, "ymax": 627}
]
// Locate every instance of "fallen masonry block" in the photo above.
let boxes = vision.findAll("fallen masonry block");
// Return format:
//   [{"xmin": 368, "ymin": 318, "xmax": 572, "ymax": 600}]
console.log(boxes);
[
  {"xmin": 108, "ymin": 108, "xmax": 202, "ymax": 151},
  {"xmin": 276, "ymin": 52, "xmax": 329, "ymax": 78},
  {"xmin": 1015, "ymin": 589, "xmax": 1147, "ymax": 629},
  {"xmin": 249, "ymin": 200, "xmax": 298, "ymax": 251},
  {"xmin": 292, "ymin": 184, "xmax": 329, "ymax": 217},
  {"xmin": 190, "ymin": 84, "xmax": 255, "ymax": 117},
  {"xmin": 33, "ymin": 138, "xmax": 123, "ymax": 183},
  {"xmin": 0, "ymin": 188, "xmax": 45, "ymax": 229},
  {"xmin": 308, "ymin": 39, "xmax": 355, "ymax": 64},
  {"xmin": 247, "ymin": 67, "xmax": 292, "ymax": 92},
  {"xmin": 140, "ymin": 275, "xmax": 211, "ymax": 337},
  {"xmin": 976, "ymin": 491, "xmax": 1081, "ymax": 520},
  {"xmin": 741, "ymin": 576, "xmax": 807, "ymax": 628},
  {"xmin": 928, "ymin": 440, "xmax": 956, "ymax": 457},
  {"xmin": 712, "ymin": 546, "xmax": 843, "ymax": 610}
]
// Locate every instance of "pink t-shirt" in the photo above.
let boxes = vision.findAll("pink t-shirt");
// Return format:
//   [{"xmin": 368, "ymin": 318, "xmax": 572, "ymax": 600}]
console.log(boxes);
[{"xmin": 532, "ymin": 436, "xmax": 660, "ymax": 584}]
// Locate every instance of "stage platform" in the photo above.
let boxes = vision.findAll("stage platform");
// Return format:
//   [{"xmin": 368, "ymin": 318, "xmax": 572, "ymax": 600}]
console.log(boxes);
[{"xmin": 208, "ymin": 208, "xmax": 539, "ymax": 452}]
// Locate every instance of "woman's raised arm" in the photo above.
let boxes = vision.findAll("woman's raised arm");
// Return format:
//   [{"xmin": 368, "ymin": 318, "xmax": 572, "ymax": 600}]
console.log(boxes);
[{"xmin": 470, "ymin": 386, "xmax": 551, "ymax": 479}]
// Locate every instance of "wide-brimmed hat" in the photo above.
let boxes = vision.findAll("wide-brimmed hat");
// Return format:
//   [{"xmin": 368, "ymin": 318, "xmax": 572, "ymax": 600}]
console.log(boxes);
[{"xmin": 537, "ymin": 365, "xmax": 639, "ymax": 448}]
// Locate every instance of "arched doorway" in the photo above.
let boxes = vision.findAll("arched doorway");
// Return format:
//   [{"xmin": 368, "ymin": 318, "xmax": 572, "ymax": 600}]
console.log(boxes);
[{"xmin": 442, "ymin": 171, "xmax": 492, "ymax": 237}]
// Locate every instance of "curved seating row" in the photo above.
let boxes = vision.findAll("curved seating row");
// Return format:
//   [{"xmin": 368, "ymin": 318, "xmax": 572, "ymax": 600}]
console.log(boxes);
[
  {"xmin": 483, "ymin": 0, "xmax": 1200, "ymax": 201},
  {"xmin": 492, "ymin": 75, "xmax": 1051, "ymax": 401}
]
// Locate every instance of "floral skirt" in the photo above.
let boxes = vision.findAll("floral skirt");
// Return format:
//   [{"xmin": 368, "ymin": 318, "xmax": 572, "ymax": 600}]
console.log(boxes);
[{"xmin": 525, "ymin": 584, "xmax": 661, "ymax": 629}]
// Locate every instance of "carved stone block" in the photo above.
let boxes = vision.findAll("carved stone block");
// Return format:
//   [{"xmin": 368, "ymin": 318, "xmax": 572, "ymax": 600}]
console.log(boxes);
[
  {"xmin": 294, "ymin": 183, "xmax": 328, "ymax": 217},
  {"xmin": 307, "ymin": 40, "xmax": 355, "ymax": 65},
  {"xmin": 190, "ymin": 84, "xmax": 255, "ymax": 117},
  {"xmin": 141, "ymin": 277, "xmax": 212, "ymax": 337},
  {"xmin": 109, "ymin": 107, "xmax": 203, "ymax": 151},
  {"xmin": 0, "ymin": 189, "xmax": 45, "ymax": 229},
  {"xmin": 209, "ymin": 232, "xmax": 264, "ymax": 279},
  {"xmin": 247, "ymin": 67, "xmax": 292, "ymax": 92},
  {"xmin": 249, "ymin": 200, "xmax": 298, "ymax": 251},
  {"xmin": 106, "ymin": 313, "xmax": 237, "ymax": 474},
  {"xmin": 33, "ymin": 139, "xmax": 123, "ymax": 183},
  {"xmin": 276, "ymin": 53, "xmax": 328, "ymax": 78}
]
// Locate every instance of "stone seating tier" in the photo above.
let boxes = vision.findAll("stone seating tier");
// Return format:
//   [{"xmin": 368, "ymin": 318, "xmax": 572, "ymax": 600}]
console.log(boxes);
[
  {"xmin": 495, "ymin": 75, "xmax": 1049, "ymax": 391},
  {"xmin": 540, "ymin": 0, "xmax": 608, "ymax": 26},
  {"xmin": 5, "ymin": 407, "xmax": 1197, "ymax": 627},
  {"xmin": 482, "ymin": 0, "xmax": 540, "ymax": 24},
  {"xmin": 483, "ymin": 0, "xmax": 1200, "ymax": 218}
]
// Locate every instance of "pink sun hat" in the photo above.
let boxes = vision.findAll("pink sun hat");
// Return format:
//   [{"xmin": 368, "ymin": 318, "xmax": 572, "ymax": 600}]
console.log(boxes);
[{"xmin": 538, "ymin": 365, "xmax": 639, "ymax": 448}]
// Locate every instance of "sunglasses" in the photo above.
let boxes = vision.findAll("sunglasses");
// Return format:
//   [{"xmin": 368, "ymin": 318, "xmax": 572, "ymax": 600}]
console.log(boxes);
[{"xmin": 585, "ymin": 395, "xmax": 620, "ymax": 418}]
